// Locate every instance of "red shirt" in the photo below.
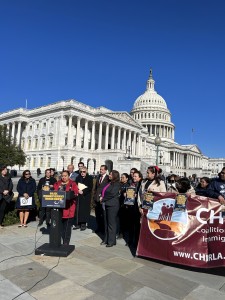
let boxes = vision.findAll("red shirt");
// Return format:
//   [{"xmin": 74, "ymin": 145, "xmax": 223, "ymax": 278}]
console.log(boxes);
[{"xmin": 53, "ymin": 179, "xmax": 79, "ymax": 218}]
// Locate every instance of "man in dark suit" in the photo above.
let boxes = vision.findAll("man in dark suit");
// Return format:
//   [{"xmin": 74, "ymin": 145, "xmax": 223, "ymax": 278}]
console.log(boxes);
[{"xmin": 94, "ymin": 165, "xmax": 109, "ymax": 233}]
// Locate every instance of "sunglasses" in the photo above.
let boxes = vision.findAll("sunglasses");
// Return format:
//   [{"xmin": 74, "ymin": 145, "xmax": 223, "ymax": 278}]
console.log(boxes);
[
  {"xmin": 81, "ymin": 171, "xmax": 86, "ymax": 173},
  {"xmin": 25, "ymin": 173, "xmax": 31, "ymax": 175}
]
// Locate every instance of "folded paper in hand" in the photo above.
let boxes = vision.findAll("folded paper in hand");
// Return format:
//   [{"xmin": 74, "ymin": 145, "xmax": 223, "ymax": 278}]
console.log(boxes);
[{"xmin": 78, "ymin": 183, "xmax": 87, "ymax": 191}]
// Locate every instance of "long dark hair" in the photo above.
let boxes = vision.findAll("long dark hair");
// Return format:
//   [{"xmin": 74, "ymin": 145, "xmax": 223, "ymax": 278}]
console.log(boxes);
[
  {"xmin": 22, "ymin": 170, "xmax": 31, "ymax": 178},
  {"xmin": 200, "ymin": 177, "xmax": 210, "ymax": 184},
  {"xmin": 176, "ymin": 177, "xmax": 191, "ymax": 193},
  {"xmin": 111, "ymin": 170, "xmax": 120, "ymax": 183},
  {"xmin": 0, "ymin": 165, "xmax": 7, "ymax": 173},
  {"xmin": 147, "ymin": 166, "xmax": 161, "ymax": 186}
]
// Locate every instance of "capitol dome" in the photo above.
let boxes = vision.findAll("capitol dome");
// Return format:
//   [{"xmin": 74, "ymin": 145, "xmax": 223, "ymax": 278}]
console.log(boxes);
[{"xmin": 130, "ymin": 69, "xmax": 175, "ymax": 142}]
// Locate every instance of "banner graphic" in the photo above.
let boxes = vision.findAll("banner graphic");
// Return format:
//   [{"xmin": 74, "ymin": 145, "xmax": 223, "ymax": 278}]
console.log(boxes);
[{"xmin": 137, "ymin": 192, "xmax": 225, "ymax": 268}]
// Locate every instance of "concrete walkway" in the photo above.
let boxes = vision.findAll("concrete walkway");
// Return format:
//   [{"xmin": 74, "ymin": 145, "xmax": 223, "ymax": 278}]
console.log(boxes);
[{"xmin": 0, "ymin": 219, "xmax": 225, "ymax": 300}]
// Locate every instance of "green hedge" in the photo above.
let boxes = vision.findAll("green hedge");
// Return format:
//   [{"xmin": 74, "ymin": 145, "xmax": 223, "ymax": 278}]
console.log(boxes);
[
  {"xmin": 3, "ymin": 193, "xmax": 40, "ymax": 226},
  {"xmin": 3, "ymin": 209, "xmax": 20, "ymax": 226}
]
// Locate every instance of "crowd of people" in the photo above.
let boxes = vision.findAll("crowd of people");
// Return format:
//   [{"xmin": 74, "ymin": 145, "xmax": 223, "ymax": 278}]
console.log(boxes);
[{"xmin": 0, "ymin": 164, "xmax": 225, "ymax": 247}]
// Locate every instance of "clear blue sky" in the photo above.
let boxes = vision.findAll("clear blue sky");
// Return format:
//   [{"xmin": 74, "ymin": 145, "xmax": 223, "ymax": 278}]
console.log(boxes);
[{"xmin": 1, "ymin": 0, "xmax": 225, "ymax": 158}]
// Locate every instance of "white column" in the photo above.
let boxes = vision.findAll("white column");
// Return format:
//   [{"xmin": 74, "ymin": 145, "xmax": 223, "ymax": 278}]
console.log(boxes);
[
  {"xmin": 111, "ymin": 125, "xmax": 115, "ymax": 150},
  {"xmin": 128, "ymin": 130, "xmax": 132, "ymax": 147},
  {"xmin": 144, "ymin": 138, "xmax": 146, "ymax": 156},
  {"xmin": 76, "ymin": 117, "xmax": 81, "ymax": 149},
  {"xmin": 67, "ymin": 115, "xmax": 73, "ymax": 147},
  {"xmin": 84, "ymin": 119, "xmax": 89, "ymax": 150},
  {"xmin": 46, "ymin": 118, "xmax": 50, "ymax": 135},
  {"xmin": 91, "ymin": 121, "xmax": 95, "ymax": 150},
  {"xmin": 133, "ymin": 132, "xmax": 137, "ymax": 155},
  {"xmin": 59, "ymin": 115, "xmax": 65, "ymax": 147},
  {"xmin": 136, "ymin": 135, "xmax": 140, "ymax": 156},
  {"xmin": 6, "ymin": 123, "xmax": 10, "ymax": 136},
  {"xmin": 11, "ymin": 122, "xmax": 15, "ymax": 143},
  {"xmin": 54, "ymin": 117, "xmax": 60, "ymax": 147},
  {"xmin": 105, "ymin": 123, "xmax": 109, "ymax": 150},
  {"xmin": 122, "ymin": 129, "xmax": 126, "ymax": 150},
  {"xmin": 98, "ymin": 121, "xmax": 102, "ymax": 150},
  {"xmin": 17, "ymin": 121, "xmax": 21, "ymax": 145},
  {"xmin": 117, "ymin": 127, "xmax": 121, "ymax": 150}
]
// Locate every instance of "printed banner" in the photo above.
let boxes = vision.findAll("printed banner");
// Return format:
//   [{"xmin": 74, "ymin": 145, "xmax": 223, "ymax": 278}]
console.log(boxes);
[
  {"xmin": 42, "ymin": 191, "xmax": 66, "ymax": 208},
  {"xmin": 137, "ymin": 192, "xmax": 225, "ymax": 268}
]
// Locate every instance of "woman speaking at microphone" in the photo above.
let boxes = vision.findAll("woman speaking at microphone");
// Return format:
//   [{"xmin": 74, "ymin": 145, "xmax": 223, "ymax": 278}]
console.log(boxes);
[{"xmin": 54, "ymin": 170, "xmax": 78, "ymax": 245}]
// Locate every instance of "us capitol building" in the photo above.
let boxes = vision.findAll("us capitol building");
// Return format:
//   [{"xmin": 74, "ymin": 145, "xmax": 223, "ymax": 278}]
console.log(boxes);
[{"xmin": 0, "ymin": 70, "xmax": 224, "ymax": 177}]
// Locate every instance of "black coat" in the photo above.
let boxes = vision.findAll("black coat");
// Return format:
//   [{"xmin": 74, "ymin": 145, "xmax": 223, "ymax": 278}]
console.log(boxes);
[
  {"xmin": 0, "ymin": 175, "xmax": 13, "ymax": 203},
  {"xmin": 16, "ymin": 177, "xmax": 37, "ymax": 209},
  {"xmin": 37, "ymin": 176, "xmax": 57, "ymax": 199},
  {"xmin": 119, "ymin": 182, "xmax": 129, "ymax": 206},
  {"xmin": 195, "ymin": 183, "xmax": 219, "ymax": 199},
  {"xmin": 75, "ymin": 174, "xmax": 93, "ymax": 223},
  {"xmin": 102, "ymin": 182, "xmax": 120, "ymax": 207}
]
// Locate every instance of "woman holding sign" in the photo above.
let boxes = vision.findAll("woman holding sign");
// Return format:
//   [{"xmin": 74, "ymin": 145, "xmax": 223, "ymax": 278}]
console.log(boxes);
[
  {"xmin": 16, "ymin": 170, "xmax": 36, "ymax": 227},
  {"xmin": 138, "ymin": 166, "xmax": 166, "ymax": 215},
  {"xmin": 54, "ymin": 170, "xmax": 79, "ymax": 245},
  {"xmin": 124, "ymin": 170, "xmax": 143, "ymax": 247}
]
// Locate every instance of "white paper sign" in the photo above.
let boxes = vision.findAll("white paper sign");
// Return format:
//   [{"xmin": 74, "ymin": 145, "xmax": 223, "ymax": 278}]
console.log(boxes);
[{"xmin": 20, "ymin": 197, "xmax": 32, "ymax": 206}]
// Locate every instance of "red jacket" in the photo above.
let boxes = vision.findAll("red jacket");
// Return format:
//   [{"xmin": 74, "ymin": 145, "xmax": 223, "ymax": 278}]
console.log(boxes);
[{"xmin": 53, "ymin": 179, "xmax": 79, "ymax": 219}]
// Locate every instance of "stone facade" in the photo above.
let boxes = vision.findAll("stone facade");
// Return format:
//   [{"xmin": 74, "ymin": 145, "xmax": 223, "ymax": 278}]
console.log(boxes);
[{"xmin": 0, "ymin": 71, "xmax": 224, "ymax": 177}]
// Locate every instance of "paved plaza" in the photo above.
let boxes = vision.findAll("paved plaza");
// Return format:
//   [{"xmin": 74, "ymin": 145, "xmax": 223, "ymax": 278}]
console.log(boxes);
[{"xmin": 0, "ymin": 216, "xmax": 225, "ymax": 300}]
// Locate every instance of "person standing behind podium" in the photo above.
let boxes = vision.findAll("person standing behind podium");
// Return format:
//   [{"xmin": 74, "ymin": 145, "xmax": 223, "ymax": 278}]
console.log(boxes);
[
  {"xmin": 37, "ymin": 169, "xmax": 57, "ymax": 227},
  {"xmin": 94, "ymin": 165, "xmax": 109, "ymax": 233},
  {"xmin": 53, "ymin": 171, "xmax": 79, "ymax": 245},
  {"xmin": 75, "ymin": 167, "xmax": 93, "ymax": 230}
]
